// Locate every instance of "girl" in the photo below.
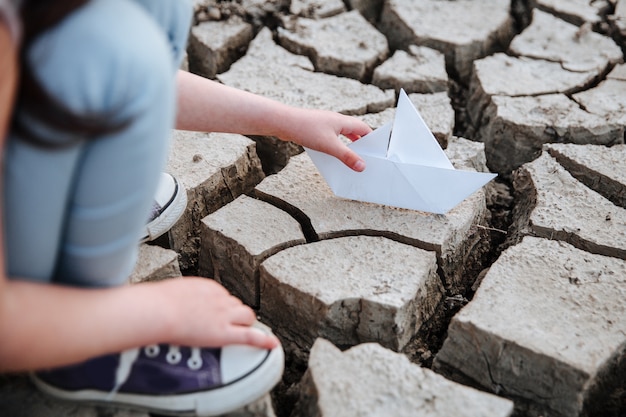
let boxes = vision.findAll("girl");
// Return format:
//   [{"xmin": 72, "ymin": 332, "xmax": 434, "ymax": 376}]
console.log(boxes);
[{"xmin": 0, "ymin": 0, "xmax": 371, "ymax": 415}]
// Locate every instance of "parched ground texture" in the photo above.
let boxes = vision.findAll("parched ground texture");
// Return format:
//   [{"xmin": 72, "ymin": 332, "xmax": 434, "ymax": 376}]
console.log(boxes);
[{"xmin": 2, "ymin": 0, "xmax": 625, "ymax": 417}]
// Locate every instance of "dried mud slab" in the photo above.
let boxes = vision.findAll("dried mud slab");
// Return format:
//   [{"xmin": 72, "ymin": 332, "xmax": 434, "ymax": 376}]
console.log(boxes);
[
  {"xmin": 294, "ymin": 339, "xmax": 514, "ymax": 417},
  {"xmin": 473, "ymin": 14, "xmax": 624, "ymax": 175},
  {"xmin": 187, "ymin": 16, "xmax": 253, "ymax": 79},
  {"xmin": 259, "ymin": 236, "xmax": 442, "ymax": 352},
  {"xmin": 218, "ymin": 28, "xmax": 393, "ymax": 114},
  {"xmin": 445, "ymin": 136, "xmax": 491, "ymax": 173},
  {"xmin": 379, "ymin": 0, "xmax": 515, "ymax": 80},
  {"xmin": 220, "ymin": 394, "xmax": 277, "ymax": 417},
  {"xmin": 254, "ymin": 138, "xmax": 492, "ymax": 293},
  {"xmin": 467, "ymin": 53, "xmax": 598, "ymax": 128},
  {"xmin": 434, "ymin": 236, "xmax": 626, "ymax": 417},
  {"xmin": 372, "ymin": 45, "xmax": 448, "ymax": 94},
  {"xmin": 531, "ymin": 0, "xmax": 612, "ymax": 26},
  {"xmin": 129, "ymin": 245, "xmax": 181, "ymax": 284},
  {"xmin": 478, "ymin": 94, "xmax": 623, "ymax": 175},
  {"xmin": 573, "ymin": 63, "xmax": 626, "ymax": 126},
  {"xmin": 289, "ymin": 0, "xmax": 345, "ymax": 19},
  {"xmin": 200, "ymin": 195, "xmax": 306, "ymax": 307},
  {"xmin": 278, "ymin": 10, "xmax": 389, "ymax": 81},
  {"xmin": 509, "ymin": 9, "xmax": 623, "ymax": 73},
  {"xmin": 166, "ymin": 130, "xmax": 265, "ymax": 272},
  {"xmin": 545, "ymin": 143, "xmax": 626, "ymax": 208},
  {"xmin": 510, "ymin": 152, "xmax": 626, "ymax": 260}
]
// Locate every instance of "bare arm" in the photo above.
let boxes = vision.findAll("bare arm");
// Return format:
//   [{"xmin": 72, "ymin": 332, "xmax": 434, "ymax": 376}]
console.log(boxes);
[
  {"xmin": 175, "ymin": 70, "xmax": 371, "ymax": 172},
  {"xmin": 0, "ymin": 14, "xmax": 16, "ymax": 143},
  {"xmin": 0, "ymin": 24, "xmax": 277, "ymax": 373},
  {"xmin": 0, "ymin": 277, "xmax": 277, "ymax": 372}
]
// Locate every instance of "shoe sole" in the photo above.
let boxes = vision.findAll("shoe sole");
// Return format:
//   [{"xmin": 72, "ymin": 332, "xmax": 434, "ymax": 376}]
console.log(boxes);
[
  {"xmin": 31, "ymin": 344, "xmax": 285, "ymax": 417},
  {"xmin": 141, "ymin": 180, "xmax": 188, "ymax": 243}
]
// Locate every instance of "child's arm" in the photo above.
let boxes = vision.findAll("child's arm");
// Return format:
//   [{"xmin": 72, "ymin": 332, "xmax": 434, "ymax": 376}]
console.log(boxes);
[
  {"xmin": 0, "ymin": 22, "xmax": 278, "ymax": 373},
  {"xmin": 175, "ymin": 70, "xmax": 371, "ymax": 172},
  {"xmin": 0, "ymin": 277, "xmax": 278, "ymax": 372},
  {"xmin": 0, "ymin": 9, "xmax": 17, "ymax": 146},
  {"xmin": 0, "ymin": 38, "xmax": 276, "ymax": 372}
]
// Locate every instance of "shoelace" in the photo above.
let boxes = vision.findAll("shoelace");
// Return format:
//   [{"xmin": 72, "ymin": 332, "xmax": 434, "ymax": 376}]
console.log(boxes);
[{"xmin": 107, "ymin": 345, "xmax": 204, "ymax": 399}]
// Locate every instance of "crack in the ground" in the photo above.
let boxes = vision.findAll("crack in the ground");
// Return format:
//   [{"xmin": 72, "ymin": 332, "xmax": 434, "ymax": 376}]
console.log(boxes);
[
  {"xmin": 532, "ymin": 224, "xmax": 626, "ymax": 261},
  {"xmin": 546, "ymin": 147, "xmax": 626, "ymax": 209},
  {"xmin": 184, "ymin": 3, "xmax": 624, "ymax": 417},
  {"xmin": 252, "ymin": 189, "xmax": 320, "ymax": 242}
]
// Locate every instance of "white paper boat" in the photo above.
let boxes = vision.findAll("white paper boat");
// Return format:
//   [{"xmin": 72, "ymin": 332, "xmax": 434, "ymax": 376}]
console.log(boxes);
[{"xmin": 305, "ymin": 89, "xmax": 497, "ymax": 214}]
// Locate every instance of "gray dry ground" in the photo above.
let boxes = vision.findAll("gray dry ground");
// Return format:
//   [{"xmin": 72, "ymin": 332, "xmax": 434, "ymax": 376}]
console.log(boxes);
[{"xmin": 1, "ymin": 1, "xmax": 625, "ymax": 417}]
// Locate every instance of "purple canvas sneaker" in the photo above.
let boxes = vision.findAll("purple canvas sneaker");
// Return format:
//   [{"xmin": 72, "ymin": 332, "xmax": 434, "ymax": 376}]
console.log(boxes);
[{"xmin": 31, "ymin": 342, "xmax": 284, "ymax": 416}]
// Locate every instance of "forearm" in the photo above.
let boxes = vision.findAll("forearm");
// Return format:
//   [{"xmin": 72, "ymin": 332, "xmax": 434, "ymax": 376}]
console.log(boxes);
[
  {"xmin": 0, "ymin": 279, "xmax": 174, "ymax": 372},
  {"xmin": 175, "ymin": 70, "xmax": 300, "ymax": 140},
  {"xmin": 175, "ymin": 70, "xmax": 371, "ymax": 171},
  {"xmin": 0, "ymin": 18, "xmax": 17, "ymax": 143}
]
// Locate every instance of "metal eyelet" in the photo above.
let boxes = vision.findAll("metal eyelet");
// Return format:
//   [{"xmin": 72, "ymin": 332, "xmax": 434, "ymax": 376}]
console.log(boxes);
[
  {"xmin": 166, "ymin": 349, "xmax": 182, "ymax": 364},
  {"xmin": 187, "ymin": 357, "xmax": 203, "ymax": 370},
  {"xmin": 144, "ymin": 345, "xmax": 160, "ymax": 358}
]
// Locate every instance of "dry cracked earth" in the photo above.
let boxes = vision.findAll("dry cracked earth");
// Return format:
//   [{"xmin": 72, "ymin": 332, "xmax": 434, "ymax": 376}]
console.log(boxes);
[{"xmin": 1, "ymin": 0, "xmax": 625, "ymax": 416}]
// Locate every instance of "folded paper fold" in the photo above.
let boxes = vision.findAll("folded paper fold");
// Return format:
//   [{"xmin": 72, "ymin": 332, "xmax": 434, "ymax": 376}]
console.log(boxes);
[{"xmin": 305, "ymin": 89, "xmax": 497, "ymax": 214}]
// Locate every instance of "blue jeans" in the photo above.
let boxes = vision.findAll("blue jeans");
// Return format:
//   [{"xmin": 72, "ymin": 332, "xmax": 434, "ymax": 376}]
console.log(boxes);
[{"xmin": 3, "ymin": 0, "xmax": 192, "ymax": 287}]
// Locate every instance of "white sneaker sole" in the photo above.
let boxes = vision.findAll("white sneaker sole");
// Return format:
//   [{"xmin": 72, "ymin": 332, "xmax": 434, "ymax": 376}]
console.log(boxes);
[
  {"xmin": 141, "ymin": 181, "xmax": 188, "ymax": 243},
  {"xmin": 31, "ymin": 344, "xmax": 285, "ymax": 417}
]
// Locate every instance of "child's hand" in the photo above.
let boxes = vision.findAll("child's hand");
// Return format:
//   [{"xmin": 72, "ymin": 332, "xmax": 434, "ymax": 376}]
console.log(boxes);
[
  {"xmin": 161, "ymin": 277, "xmax": 280, "ymax": 350},
  {"xmin": 280, "ymin": 108, "xmax": 372, "ymax": 172},
  {"xmin": 175, "ymin": 73, "xmax": 372, "ymax": 170}
]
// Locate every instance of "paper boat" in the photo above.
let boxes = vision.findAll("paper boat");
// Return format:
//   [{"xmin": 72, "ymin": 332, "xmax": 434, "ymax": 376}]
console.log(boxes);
[{"xmin": 305, "ymin": 89, "xmax": 497, "ymax": 214}]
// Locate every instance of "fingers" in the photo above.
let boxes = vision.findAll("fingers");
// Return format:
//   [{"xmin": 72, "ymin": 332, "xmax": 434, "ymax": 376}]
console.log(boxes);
[
  {"xmin": 321, "ymin": 141, "xmax": 366, "ymax": 172},
  {"xmin": 228, "ymin": 300, "xmax": 257, "ymax": 326},
  {"xmin": 220, "ymin": 295, "xmax": 279, "ymax": 349},
  {"xmin": 227, "ymin": 326, "xmax": 281, "ymax": 349},
  {"xmin": 339, "ymin": 116, "xmax": 373, "ymax": 140},
  {"xmin": 288, "ymin": 110, "xmax": 370, "ymax": 172},
  {"xmin": 223, "ymin": 307, "xmax": 280, "ymax": 349},
  {"xmin": 326, "ymin": 141, "xmax": 365, "ymax": 172},
  {"xmin": 334, "ymin": 115, "xmax": 370, "ymax": 171},
  {"xmin": 342, "ymin": 147, "xmax": 366, "ymax": 172},
  {"xmin": 343, "ymin": 133, "xmax": 362, "ymax": 142},
  {"xmin": 164, "ymin": 278, "xmax": 281, "ymax": 350}
]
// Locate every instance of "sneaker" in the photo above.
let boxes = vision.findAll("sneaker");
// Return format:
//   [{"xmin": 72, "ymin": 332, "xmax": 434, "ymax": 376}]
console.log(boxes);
[
  {"xmin": 142, "ymin": 172, "xmax": 187, "ymax": 243},
  {"xmin": 31, "ymin": 340, "xmax": 284, "ymax": 416}
]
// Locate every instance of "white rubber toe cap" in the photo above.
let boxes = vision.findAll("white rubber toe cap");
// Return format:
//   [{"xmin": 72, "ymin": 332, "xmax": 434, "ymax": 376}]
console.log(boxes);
[{"xmin": 220, "ymin": 344, "xmax": 269, "ymax": 384}]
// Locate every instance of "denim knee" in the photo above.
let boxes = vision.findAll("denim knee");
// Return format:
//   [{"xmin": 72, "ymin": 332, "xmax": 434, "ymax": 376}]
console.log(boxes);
[
  {"xmin": 130, "ymin": 0, "xmax": 193, "ymax": 68},
  {"xmin": 23, "ymin": 0, "xmax": 178, "ymax": 135},
  {"xmin": 5, "ymin": 0, "xmax": 183, "ymax": 285}
]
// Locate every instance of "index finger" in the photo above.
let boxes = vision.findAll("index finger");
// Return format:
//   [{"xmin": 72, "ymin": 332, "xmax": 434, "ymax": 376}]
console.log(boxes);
[{"xmin": 340, "ymin": 118, "xmax": 372, "ymax": 141}]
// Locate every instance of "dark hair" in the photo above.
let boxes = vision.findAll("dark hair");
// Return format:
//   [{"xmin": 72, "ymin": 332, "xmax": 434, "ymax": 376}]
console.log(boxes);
[{"xmin": 13, "ymin": 0, "xmax": 128, "ymax": 148}]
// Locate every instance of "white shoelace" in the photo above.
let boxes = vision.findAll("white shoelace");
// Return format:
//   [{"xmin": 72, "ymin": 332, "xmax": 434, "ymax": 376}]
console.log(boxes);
[{"xmin": 107, "ymin": 348, "xmax": 140, "ymax": 400}]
